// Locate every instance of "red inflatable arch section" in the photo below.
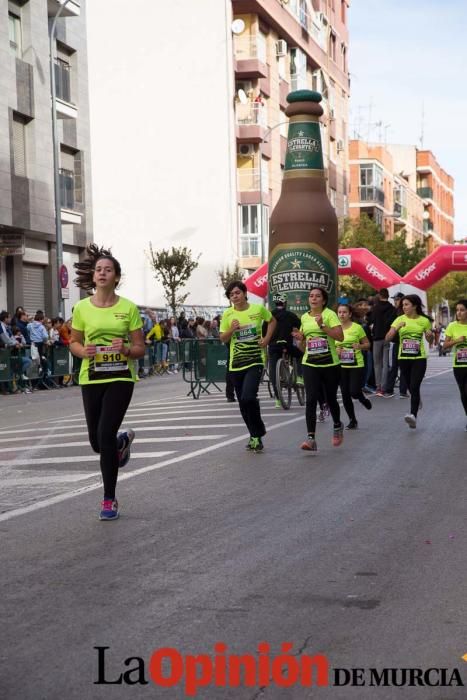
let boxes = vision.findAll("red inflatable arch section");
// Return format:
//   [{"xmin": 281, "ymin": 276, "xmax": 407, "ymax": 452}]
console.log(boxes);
[{"xmin": 244, "ymin": 245, "xmax": 467, "ymax": 298}]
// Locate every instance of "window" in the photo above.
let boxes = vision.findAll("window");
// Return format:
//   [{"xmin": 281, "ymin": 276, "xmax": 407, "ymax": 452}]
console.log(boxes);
[
  {"xmin": 12, "ymin": 113, "xmax": 27, "ymax": 176},
  {"xmin": 238, "ymin": 204, "xmax": 269, "ymax": 258},
  {"xmin": 8, "ymin": 11, "xmax": 22, "ymax": 57},
  {"xmin": 328, "ymin": 31, "xmax": 337, "ymax": 62},
  {"xmin": 290, "ymin": 47, "xmax": 307, "ymax": 91},
  {"xmin": 55, "ymin": 43, "xmax": 74, "ymax": 103},
  {"xmin": 60, "ymin": 148, "xmax": 76, "ymax": 209}
]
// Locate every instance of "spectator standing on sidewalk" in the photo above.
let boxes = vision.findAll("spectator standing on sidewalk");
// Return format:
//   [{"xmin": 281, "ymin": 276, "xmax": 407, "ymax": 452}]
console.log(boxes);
[{"xmin": 370, "ymin": 288, "xmax": 397, "ymax": 396}]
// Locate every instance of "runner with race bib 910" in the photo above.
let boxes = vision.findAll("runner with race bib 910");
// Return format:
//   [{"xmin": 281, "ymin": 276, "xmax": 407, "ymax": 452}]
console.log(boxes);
[
  {"xmin": 220, "ymin": 281, "xmax": 277, "ymax": 453},
  {"xmin": 70, "ymin": 244, "xmax": 145, "ymax": 520}
]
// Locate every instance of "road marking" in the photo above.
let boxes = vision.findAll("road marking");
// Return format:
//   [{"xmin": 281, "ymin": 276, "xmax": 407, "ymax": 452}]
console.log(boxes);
[
  {"xmin": 0, "ymin": 414, "xmax": 304, "ymax": 522},
  {"xmin": 0, "ymin": 423, "xmax": 247, "ymax": 437},
  {"xmin": 0, "ymin": 435, "xmax": 226, "ymax": 451},
  {"xmin": 46, "ymin": 412, "xmax": 300, "ymax": 426},
  {"xmin": 0, "ymin": 451, "xmax": 174, "ymax": 467}
]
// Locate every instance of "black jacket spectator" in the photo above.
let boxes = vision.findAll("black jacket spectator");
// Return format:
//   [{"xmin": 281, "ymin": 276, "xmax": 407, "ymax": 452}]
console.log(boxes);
[{"xmin": 369, "ymin": 300, "xmax": 397, "ymax": 340}]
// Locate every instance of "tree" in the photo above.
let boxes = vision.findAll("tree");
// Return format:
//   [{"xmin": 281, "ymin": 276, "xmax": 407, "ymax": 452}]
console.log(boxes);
[
  {"xmin": 147, "ymin": 244, "xmax": 200, "ymax": 316},
  {"xmin": 217, "ymin": 263, "xmax": 244, "ymax": 290},
  {"xmin": 427, "ymin": 272, "xmax": 467, "ymax": 310},
  {"xmin": 338, "ymin": 215, "xmax": 427, "ymax": 299}
]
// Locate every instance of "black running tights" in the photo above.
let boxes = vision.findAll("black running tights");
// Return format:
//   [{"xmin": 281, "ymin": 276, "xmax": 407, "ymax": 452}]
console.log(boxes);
[
  {"xmin": 303, "ymin": 364, "xmax": 341, "ymax": 434},
  {"xmin": 81, "ymin": 382, "xmax": 134, "ymax": 499},
  {"xmin": 453, "ymin": 367, "xmax": 467, "ymax": 416},
  {"xmin": 399, "ymin": 359, "xmax": 426, "ymax": 417},
  {"xmin": 340, "ymin": 367, "xmax": 366, "ymax": 422}
]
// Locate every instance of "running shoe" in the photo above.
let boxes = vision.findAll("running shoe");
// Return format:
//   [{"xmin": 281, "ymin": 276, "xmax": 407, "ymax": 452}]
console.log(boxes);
[
  {"xmin": 249, "ymin": 437, "xmax": 264, "ymax": 453},
  {"xmin": 332, "ymin": 422, "xmax": 344, "ymax": 446},
  {"xmin": 399, "ymin": 393, "xmax": 409, "ymax": 399},
  {"xmin": 99, "ymin": 499, "xmax": 119, "ymax": 520},
  {"xmin": 275, "ymin": 399, "xmax": 282, "ymax": 409},
  {"xmin": 317, "ymin": 409, "xmax": 326, "ymax": 422},
  {"xmin": 375, "ymin": 389, "xmax": 384, "ymax": 397},
  {"xmin": 404, "ymin": 413, "xmax": 417, "ymax": 429},
  {"xmin": 361, "ymin": 397, "xmax": 372, "ymax": 410},
  {"xmin": 301, "ymin": 436, "xmax": 317, "ymax": 451},
  {"xmin": 117, "ymin": 429, "xmax": 135, "ymax": 469},
  {"xmin": 345, "ymin": 419, "xmax": 358, "ymax": 430},
  {"xmin": 382, "ymin": 392, "xmax": 394, "ymax": 398},
  {"xmin": 363, "ymin": 385, "xmax": 376, "ymax": 394}
]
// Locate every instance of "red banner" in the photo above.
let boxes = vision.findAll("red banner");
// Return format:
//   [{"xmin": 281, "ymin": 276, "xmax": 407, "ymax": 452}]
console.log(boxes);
[{"xmin": 402, "ymin": 245, "xmax": 467, "ymax": 290}]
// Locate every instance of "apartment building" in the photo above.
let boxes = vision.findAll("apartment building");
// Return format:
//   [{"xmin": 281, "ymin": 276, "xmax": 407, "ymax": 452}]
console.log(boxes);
[
  {"xmin": 86, "ymin": 0, "xmax": 349, "ymax": 308},
  {"xmin": 233, "ymin": 0, "xmax": 350, "ymax": 270},
  {"xmin": 349, "ymin": 139, "xmax": 434, "ymax": 247},
  {"xmin": 0, "ymin": 0, "xmax": 92, "ymax": 316}
]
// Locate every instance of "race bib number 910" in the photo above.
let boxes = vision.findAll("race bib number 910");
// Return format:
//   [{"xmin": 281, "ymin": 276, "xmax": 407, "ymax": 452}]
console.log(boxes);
[{"xmin": 94, "ymin": 345, "xmax": 128, "ymax": 373}]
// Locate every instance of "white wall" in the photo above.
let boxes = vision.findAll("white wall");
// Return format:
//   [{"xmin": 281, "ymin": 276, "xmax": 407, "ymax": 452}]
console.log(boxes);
[{"xmin": 86, "ymin": 0, "xmax": 238, "ymax": 308}]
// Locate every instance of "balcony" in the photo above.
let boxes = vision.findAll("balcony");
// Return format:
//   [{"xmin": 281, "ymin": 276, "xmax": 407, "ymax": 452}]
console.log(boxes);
[
  {"xmin": 48, "ymin": 0, "xmax": 80, "ymax": 17},
  {"xmin": 234, "ymin": 35, "xmax": 268, "ymax": 79},
  {"xmin": 358, "ymin": 186, "xmax": 385, "ymax": 206},
  {"xmin": 55, "ymin": 60, "xmax": 71, "ymax": 103},
  {"xmin": 417, "ymin": 186, "xmax": 433, "ymax": 200},
  {"xmin": 285, "ymin": 0, "xmax": 324, "ymax": 47},
  {"xmin": 239, "ymin": 234, "xmax": 260, "ymax": 258},
  {"xmin": 236, "ymin": 102, "xmax": 267, "ymax": 142}
]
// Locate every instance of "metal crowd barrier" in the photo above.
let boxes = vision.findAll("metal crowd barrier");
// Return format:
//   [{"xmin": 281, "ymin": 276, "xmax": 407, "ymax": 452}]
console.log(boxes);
[
  {"xmin": 181, "ymin": 339, "xmax": 227, "ymax": 399},
  {"xmin": 0, "ymin": 345, "xmax": 77, "ymax": 393}
]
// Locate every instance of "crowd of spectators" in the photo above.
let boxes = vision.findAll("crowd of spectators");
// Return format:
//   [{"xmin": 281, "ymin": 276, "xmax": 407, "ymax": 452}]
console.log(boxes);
[{"xmin": 139, "ymin": 309, "xmax": 221, "ymax": 376}]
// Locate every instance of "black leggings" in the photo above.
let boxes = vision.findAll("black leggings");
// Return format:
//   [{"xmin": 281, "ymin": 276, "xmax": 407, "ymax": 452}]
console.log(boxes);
[
  {"xmin": 340, "ymin": 367, "xmax": 366, "ymax": 422},
  {"xmin": 81, "ymin": 381, "xmax": 134, "ymax": 499},
  {"xmin": 231, "ymin": 365, "xmax": 265, "ymax": 438},
  {"xmin": 453, "ymin": 367, "xmax": 467, "ymax": 416},
  {"xmin": 302, "ymin": 364, "xmax": 341, "ymax": 434},
  {"xmin": 399, "ymin": 359, "xmax": 426, "ymax": 417}
]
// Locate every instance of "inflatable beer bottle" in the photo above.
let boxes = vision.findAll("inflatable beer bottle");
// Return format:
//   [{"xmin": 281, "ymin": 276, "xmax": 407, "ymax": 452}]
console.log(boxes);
[{"xmin": 268, "ymin": 90, "xmax": 338, "ymax": 311}]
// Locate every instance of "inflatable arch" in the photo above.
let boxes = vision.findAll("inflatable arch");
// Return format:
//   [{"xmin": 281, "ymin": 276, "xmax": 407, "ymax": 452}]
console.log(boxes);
[{"xmin": 245, "ymin": 245, "xmax": 467, "ymax": 302}]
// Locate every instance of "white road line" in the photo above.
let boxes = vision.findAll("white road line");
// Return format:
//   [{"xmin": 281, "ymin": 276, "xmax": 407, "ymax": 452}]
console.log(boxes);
[
  {"xmin": 0, "ymin": 435, "xmax": 226, "ymax": 451},
  {"xmin": 0, "ymin": 423, "xmax": 247, "ymax": 437},
  {"xmin": 0, "ymin": 414, "xmax": 305, "ymax": 522},
  {"xmin": 0, "ymin": 426, "xmax": 226, "ymax": 448},
  {"xmin": 0, "ymin": 451, "xmax": 174, "ymax": 467},
  {"xmin": 45, "ymin": 412, "xmax": 300, "ymax": 426}
]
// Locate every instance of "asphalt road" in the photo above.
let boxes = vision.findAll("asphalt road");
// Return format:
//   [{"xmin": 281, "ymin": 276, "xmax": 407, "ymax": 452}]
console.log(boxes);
[{"xmin": 1, "ymin": 355, "xmax": 466, "ymax": 699}]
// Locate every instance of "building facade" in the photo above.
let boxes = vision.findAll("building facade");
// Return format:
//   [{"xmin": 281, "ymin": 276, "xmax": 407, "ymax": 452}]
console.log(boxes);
[
  {"xmin": 348, "ymin": 139, "xmax": 455, "ymax": 249},
  {"xmin": 86, "ymin": 0, "xmax": 349, "ymax": 309},
  {"xmin": 233, "ymin": 0, "xmax": 350, "ymax": 270},
  {"xmin": 0, "ymin": 0, "xmax": 92, "ymax": 317}
]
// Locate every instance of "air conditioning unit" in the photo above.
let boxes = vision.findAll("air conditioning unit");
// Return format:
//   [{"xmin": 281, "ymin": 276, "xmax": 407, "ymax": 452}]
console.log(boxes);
[
  {"xmin": 337, "ymin": 140, "xmax": 344, "ymax": 152},
  {"xmin": 238, "ymin": 143, "xmax": 255, "ymax": 156},
  {"xmin": 276, "ymin": 39, "xmax": 287, "ymax": 57}
]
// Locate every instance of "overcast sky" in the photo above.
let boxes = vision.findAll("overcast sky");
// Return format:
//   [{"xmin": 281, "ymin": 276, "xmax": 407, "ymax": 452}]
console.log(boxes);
[{"xmin": 349, "ymin": 0, "xmax": 466, "ymax": 239}]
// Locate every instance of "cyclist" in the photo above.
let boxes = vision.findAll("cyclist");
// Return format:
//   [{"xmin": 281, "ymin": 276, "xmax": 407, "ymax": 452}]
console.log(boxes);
[
  {"xmin": 442, "ymin": 299, "xmax": 467, "ymax": 430},
  {"xmin": 268, "ymin": 294, "xmax": 303, "ymax": 408},
  {"xmin": 220, "ymin": 280, "xmax": 276, "ymax": 452}
]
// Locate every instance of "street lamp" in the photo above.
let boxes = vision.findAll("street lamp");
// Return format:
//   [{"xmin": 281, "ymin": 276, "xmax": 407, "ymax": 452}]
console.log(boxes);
[
  {"xmin": 258, "ymin": 121, "xmax": 288, "ymax": 263},
  {"xmin": 49, "ymin": 0, "xmax": 73, "ymax": 318}
]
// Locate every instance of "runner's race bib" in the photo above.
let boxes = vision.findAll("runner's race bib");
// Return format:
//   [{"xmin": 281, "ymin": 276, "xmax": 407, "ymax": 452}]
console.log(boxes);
[
  {"xmin": 340, "ymin": 348, "xmax": 355, "ymax": 365},
  {"xmin": 93, "ymin": 345, "xmax": 128, "ymax": 374},
  {"xmin": 236, "ymin": 324, "xmax": 258, "ymax": 342},
  {"xmin": 456, "ymin": 347, "xmax": 467, "ymax": 365},
  {"xmin": 307, "ymin": 337, "xmax": 329, "ymax": 355},
  {"xmin": 401, "ymin": 338, "xmax": 421, "ymax": 356}
]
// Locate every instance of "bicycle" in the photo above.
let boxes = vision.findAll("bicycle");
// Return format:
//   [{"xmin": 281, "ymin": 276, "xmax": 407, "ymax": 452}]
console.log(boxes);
[{"xmin": 275, "ymin": 345, "xmax": 305, "ymax": 410}]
